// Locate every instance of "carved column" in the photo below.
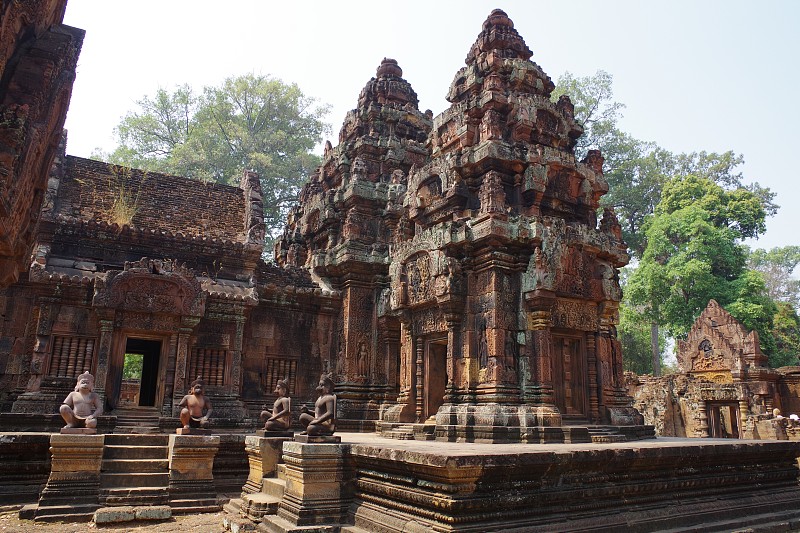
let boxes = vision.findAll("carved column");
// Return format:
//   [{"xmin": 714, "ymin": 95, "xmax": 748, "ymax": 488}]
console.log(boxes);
[
  {"xmin": 25, "ymin": 297, "xmax": 58, "ymax": 392},
  {"xmin": 586, "ymin": 333, "xmax": 599, "ymax": 423},
  {"xmin": 173, "ymin": 317, "xmax": 200, "ymax": 408},
  {"xmin": 739, "ymin": 397, "xmax": 749, "ymax": 437},
  {"xmin": 415, "ymin": 337, "xmax": 424, "ymax": 423},
  {"xmin": 396, "ymin": 314, "xmax": 413, "ymax": 406},
  {"xmin": 230, "ymin": 314, "xmax": 246, "ymax": 394},
  {"xmin": 93, "ymin": 311, "xmax": 115, "ymax": 408},
  {"xmin": 698, "ymin": 399, "xmax": 709, "ymax": 437},
  {"xmin": 526, "ymin": 309, "xmax": 555, "ymax": 407},
  {"xmin": 444, "ymin": 317, "xmax": 460, "ymax": 402}
]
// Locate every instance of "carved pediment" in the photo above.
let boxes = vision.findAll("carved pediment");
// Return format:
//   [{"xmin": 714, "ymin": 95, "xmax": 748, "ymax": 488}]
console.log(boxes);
[{"xmin": 93, "ymin": 257, "xmax": 206, "ymax": 317}]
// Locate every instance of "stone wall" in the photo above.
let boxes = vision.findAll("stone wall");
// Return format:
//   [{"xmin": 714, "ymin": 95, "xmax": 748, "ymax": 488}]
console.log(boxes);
[{"xmin": 56, "ymin": 156, "xmax": 247, "ymax": 241}]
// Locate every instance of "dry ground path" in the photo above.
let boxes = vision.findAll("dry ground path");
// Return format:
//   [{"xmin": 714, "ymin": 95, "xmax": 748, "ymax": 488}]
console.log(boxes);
[{"xmin": 0, "ymin": 509, "xmax": 226, "ymax": 533}]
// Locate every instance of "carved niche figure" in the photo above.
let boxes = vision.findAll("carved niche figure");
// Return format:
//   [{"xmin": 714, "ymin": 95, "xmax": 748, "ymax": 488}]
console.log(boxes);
[
  {"xmin": 299, "ymin": 375, "xmax": 337, "ymax": 436},
  {"xmin": 351, "ymin": 156, "xmax": 368, "ymax": 181},
  {"xmin": 356, "ymin": 341, "xmax": 369, "ymax": 377},
  {"xmin": 260, "ymin": 379, "xmax": 291, "ymax": 431},
  {"xmin": 480, "ymin": 108, "xmax": 503, "ymax": 141},
  {"xmin": 479, "ymin": 171, "xmax": 506, "ymax": 215},
  {"xmin": 178, "ymin": 377, "xmax": 213, "ymax": 430},
  {"xmin": 60, "ymin": 372, "xmax": 103, "ymax": 430}
]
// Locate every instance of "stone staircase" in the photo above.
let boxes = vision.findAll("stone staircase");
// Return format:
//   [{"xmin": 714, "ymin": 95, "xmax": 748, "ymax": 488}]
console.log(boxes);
[
  {"xmin": 224, "ymin": 463, "xmax": 288, "ymax": 527},
  {"xmin": 99, "ymin": 434, "xmax": 170, "ymax": 507},
  {"xmin": 587, "ymin": 426, "xmax": 629, "ymax": 443},
  {"xmin": 377, "ymin": 422, "xmax": 436, "ymax": 441},
  {"xmin": 113, "ymin": 407, "xmax": 161, "ymax": 434}
]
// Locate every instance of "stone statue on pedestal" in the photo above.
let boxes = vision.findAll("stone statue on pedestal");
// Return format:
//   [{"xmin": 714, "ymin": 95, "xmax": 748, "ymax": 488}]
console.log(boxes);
[
  {"xmin": 60, "ymin": 371, "xmax": 102, "ymax": 432},
  {"xmin": 299, "ymin": 376, "xmax": 336, "ymax": 436},
  {"xmin": 261, "ymin": 379, "xmax": 291, "ymax": 431},
  {"xmin": 178, "ymin": 377, "xmax": 212, "ymax": 431}
]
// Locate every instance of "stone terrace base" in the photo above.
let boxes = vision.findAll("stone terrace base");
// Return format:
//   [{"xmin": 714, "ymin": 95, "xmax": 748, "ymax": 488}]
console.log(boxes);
[
  {"xmin": 226, "ymin": 433, "xmax": 800, "ymax": 532},
  {"xmin": 345, "ymin": 435, "xmax": 800, "ymax": 532}
]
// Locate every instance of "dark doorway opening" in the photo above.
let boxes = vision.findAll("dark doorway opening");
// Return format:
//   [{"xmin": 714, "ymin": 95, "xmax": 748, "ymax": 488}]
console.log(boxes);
[
  {"xmin": 425, "ymin": 339, "xmax": 448, "ymax": 420},
  {"xmin": 123, "ymin": 338, "xmax": 162, "ymax": 407},
  {"xmin": 707, "ymin": 402, "xmax": 740, "ymax": 438},
  {"xmin": 552, "ymin": 334, "xmax": 587, "ymax": 418}
]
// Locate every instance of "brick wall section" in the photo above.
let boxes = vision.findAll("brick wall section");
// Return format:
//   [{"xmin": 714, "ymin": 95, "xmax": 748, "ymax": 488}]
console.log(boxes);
[{"xmin": 56, "ymin": 156, "xmax": 247, "ymax": 242}]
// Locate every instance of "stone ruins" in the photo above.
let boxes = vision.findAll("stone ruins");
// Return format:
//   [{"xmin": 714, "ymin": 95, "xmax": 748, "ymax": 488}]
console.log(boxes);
[
  {"xmin": 4, "ymin": 3, "xmax": 800, "ymax": 532},
  {"xmin": 628, "ymin": 299, "xmax": 800, "ymax": 440}
]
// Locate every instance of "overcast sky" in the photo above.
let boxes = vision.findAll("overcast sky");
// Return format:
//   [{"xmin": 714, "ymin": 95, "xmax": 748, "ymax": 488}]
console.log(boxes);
[{"xmin": 62, "ymin": 1, "xmax": 799, "ymax": 251}]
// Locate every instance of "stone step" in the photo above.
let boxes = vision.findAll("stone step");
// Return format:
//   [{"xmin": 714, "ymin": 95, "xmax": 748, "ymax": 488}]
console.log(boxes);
[
  {"xmin": 261, "ymin": 477, "xmax": 286, "ymax": 499},
  {"xmin": 113, "ymin": 426, "xmax": 162, "ymax": 434},
  {"xmin": 102, "ymin": 458, "xmax": 169, "ymax": 473},
  {"xmin": 223, "ymin": 498, "xmax": 243, "ymax": 515},
  {"xmin": 590, "ymin": 434, "xmax": 628, "ymax": 443},
  {"xmin": 170, "ymin": 498, "xmax": 221, "ymax": 514},
  {"xmin": 100, "ymin": 487, "xmax": 170, "ymax": 507},
  {"xmin": 100, "ymin": 472, "xmax": 169, "ymax": 489},
  {"xmin": 104, "ymin": 433, "xmax": 169, "ymax": 447},
  {"xmin": 104, "ymin": 444, "xmax": 168, "ymax": 460},
  {"xmin": 33, "ymin": 503, "xmax": 97, "ymax": 522}
]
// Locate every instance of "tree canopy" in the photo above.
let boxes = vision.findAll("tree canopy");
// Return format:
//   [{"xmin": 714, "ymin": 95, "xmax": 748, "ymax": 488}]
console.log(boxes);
[
  {"xmin": 96, "ymin": 74, "xmax": 331, "ymax": 252},
  {"xmin": 555, "ymin": 70, "xmax": 784, "ymax": 373}
]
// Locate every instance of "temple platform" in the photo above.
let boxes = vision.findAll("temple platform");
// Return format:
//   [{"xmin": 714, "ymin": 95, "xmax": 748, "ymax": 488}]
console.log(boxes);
[{"xmin": 235, "ymin": 432, "xmax": 800, "ymax": 533}]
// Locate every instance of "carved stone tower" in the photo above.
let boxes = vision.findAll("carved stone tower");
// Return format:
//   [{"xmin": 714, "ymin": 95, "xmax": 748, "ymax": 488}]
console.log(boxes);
[
  {"xmin": 384, "ymin": 9, "xmax": 638, "ymax": 441},
  {"xmin": 275, "ymin": 58, "xmax": 432, "ymax": 424}
]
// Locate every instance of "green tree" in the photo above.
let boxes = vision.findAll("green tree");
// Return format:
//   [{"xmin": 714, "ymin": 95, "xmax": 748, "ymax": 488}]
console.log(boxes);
[
  {"xmin": 97, "ymin": 74, "xmax": 331, "ymax": 252},
  {"xmin": 627, "ymin": 176, "xmax": 773, "ymax": 356},
  {"xmin": 771, "ymin": 302, "xmax": 800, "ymax": 367},
  {"xmin": 747, "ymin": 246, "xmax": 800, "ymax": 308}
]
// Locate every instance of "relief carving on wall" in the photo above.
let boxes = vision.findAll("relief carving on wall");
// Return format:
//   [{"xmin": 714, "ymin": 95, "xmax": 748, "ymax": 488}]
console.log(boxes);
[
  {"xmin": 551, "ymin": 300, "xmax": 598, "ymax": 331},
  {"xmin": 691, "ymin": 339, "xmax": 728, "ymax": 372},
  {"xmin": 411, "ymin": 306, "xmax": 446, "ymax": 336},
  {"xmin": 93, "ymin": 258, "xmax": 205, "ymax": 317},
  {"xmin": 405, "ymin": 253, "xmax": 433, "ymax": 306}
]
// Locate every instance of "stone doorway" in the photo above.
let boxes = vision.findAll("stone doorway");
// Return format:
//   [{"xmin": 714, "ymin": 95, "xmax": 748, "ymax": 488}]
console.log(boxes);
[
  {"xmin": 424, "ymin": 338, "xmax": 448, "ymax": 420},
  {"xmin": 707, "ymin": 401, "xmax": 740, "ymax": 438},
  {"xmin": 552, "ymin": 334, "xmax": 588, "ymax": 418},
  {"xmin": 120, "ymin": 338, "xmax": 162, "ymax": 408}
]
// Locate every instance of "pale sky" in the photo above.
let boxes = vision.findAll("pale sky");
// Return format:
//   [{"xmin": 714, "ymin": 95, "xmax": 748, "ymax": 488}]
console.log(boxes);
[{"xmin": 62, "ymin": 1, "xmax": 799, "ymax": 252}]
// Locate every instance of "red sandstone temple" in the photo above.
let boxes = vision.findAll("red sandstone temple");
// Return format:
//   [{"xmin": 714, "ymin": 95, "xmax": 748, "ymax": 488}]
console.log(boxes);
[{"xmin": 0, "ymin": 8, "xmax": 647, "ymax": 441}]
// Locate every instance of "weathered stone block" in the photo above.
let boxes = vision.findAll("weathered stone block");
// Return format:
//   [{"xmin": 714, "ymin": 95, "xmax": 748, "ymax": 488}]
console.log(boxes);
[
  {"xmin": 134, "ymin": 505, "xmax": 171, "ymax": 520},
  {"xmin": 93, "ymin": 506, "xmax": 135, "ymax": 523}
]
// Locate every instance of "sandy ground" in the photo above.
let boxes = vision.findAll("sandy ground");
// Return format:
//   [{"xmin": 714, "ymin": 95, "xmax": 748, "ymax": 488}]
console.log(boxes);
[{"xmin": 0, "ymin": 509, "xmax": 226, "ymax": 533}]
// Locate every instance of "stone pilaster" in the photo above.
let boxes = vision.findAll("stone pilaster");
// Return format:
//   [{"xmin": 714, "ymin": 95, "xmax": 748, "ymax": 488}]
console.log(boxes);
[
  {"xmin": 172, "ymin": 318, "xmax": 199, "ymax": 406},
  {"xmin": 93, "ymin": 313, "xmax": 114, "ymax": 408},
  {"xmin": 168, "ymin": 434, "xmax": 220, "ymax": 507},
  {"xmin": 26, "ymin": 298, "xmax": 58, "ymax": 393},
  {"xmin": 262, "ymin": 442, "xmax": 351, "ymax": 531},
  {"xmin": 241, "ymin": 435, "xmax": 292, "ymax": 495},
  {"xmin": 35, "ymin": 434, "xmax": 104, "ymax": 520}
]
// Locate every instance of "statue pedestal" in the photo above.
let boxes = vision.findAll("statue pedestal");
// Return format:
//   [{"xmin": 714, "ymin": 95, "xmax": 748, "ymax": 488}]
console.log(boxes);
[
  {"xmin": 168, "ymin": 434, "xmax": 220, "ymax": 512},
  {"xmin": 175, "ymin": 427, "xmax": 212, "ymax": 435},
  {"xmin": 60, "ymin": 427, "xmax": 97, "ymax": 435},
  {"xmin": 261, "ymin": 442, "xmax": 350, "ymax": 532},
  {"xmin": 294, "ymin": 434, "xmax": 340, "ymax": 443},
  {"xmin": 34, "ymin": 434, "xmax": 105, "ymax": 521},
  {"xmin": 255, "ymin": 430, "xmax": 294, "ymax": 438},
  {"xmin": 242, "ymin": 435, "xmax": 293, "ymax": 494}
]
